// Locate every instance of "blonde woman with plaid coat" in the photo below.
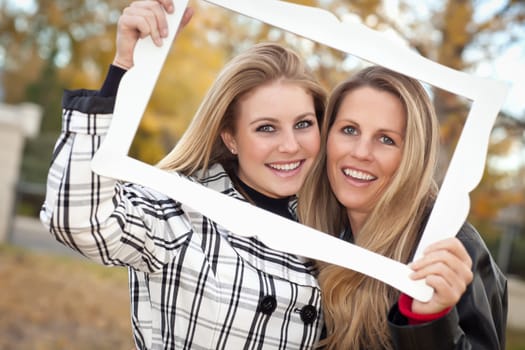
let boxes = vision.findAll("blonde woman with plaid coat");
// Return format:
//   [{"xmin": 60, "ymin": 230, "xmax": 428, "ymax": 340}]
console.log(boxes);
[{"xmin": 41, "ymin": 1, "xmax": 327, "ymax": 348}]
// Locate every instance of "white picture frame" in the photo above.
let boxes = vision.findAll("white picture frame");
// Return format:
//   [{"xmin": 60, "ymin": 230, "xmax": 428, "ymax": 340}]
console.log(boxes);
[{"xmin": 91, "ymin": 0, "xmax": 509, "ymax": 302}]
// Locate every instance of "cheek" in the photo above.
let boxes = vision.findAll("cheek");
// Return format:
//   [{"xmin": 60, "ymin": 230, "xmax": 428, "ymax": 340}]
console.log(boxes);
[
  {"xmin": 326, "ymin": 133, "xmax": 341, "ymax": 165},
  {"xmin": 307, "ymin": 131, "xmax": 321, "ymax": 156},
  {"xmin": 236, "ymin": 137, "xmax": 264, "ymax": 167},
  {"xmin": 295, "ymin": 130, "xmax": 321, "ymax": 160},
  {"xmin": 384, "ymin": 152, "xmax": 403, "ymax": 178},
  {"xmin": 325, "ymin": 136, "xmax": 340, "ymax": 177},
  {"xmin": 241, "ymin": 144, "xmax": 267, "ymax": 163},
  {"xmin": 238, "ymin": 133, "xmax": 268, "ymax": 155}
]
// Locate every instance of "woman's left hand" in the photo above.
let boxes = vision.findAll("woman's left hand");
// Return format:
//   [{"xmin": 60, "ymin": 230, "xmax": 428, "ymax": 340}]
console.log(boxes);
[{"xmin": 409, "ymin": 237, "xmax": 473, "ymax": 315}]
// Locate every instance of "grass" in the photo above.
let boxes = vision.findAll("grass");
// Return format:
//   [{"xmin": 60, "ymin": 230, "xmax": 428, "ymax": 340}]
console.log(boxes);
[
  {"xmin": 509, "ymin": 328, "xmax": 525, "ymax": 350},
  {"xmin": 1, "ymin": 244, "xmax": 524, "ymax": 349},
  {"xmin": 0, "ymin": 244, "xmax": 134, "ymax": 350}
]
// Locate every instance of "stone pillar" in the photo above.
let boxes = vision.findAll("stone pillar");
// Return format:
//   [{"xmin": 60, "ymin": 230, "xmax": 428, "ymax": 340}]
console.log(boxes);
[{"xmin": 0, "ymin": 102, "xmax": 42, "ymax": 242}]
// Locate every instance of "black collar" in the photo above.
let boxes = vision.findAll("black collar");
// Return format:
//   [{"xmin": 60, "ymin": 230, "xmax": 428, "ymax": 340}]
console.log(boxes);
[
  {"xmin": 236, "ymin": 177, "xmax": 294, "ymax": 221},
  {"xmin": 341, "ymin": 226, "xmax": 354, "ymax": 243}
]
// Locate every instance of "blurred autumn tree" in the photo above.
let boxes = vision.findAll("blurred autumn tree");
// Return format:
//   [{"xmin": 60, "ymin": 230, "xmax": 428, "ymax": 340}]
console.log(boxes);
[
  {"xmin": 0, "ymin": 0, "xmax": 126, "ymax": 192},
  {"xmin": 1, "ymin": 0, "xmax": 524, "ymax": 242},
  {"xmin": 308, "ymin": 0, "xmax": 525, "ymax": 237}
]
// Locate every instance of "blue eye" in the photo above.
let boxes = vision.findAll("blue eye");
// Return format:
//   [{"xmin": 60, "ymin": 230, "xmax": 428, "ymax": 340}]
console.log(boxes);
[
  {"xmin": 380, "ymin": 135, "xmax": 395, "ymax": 145},
  {"xmin": 295, "ymin": 120, "xmax": 314, "ymax": 129},
  {"xmin": 342, "ymin": 126, "xmax": 357, "ymax": 135},
  {"xmin": 256, "ymin": 125, "xmax": 275, "ymax": 132}
]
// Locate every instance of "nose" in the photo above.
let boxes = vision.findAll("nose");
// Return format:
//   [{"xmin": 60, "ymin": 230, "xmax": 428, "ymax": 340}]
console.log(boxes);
[
  {"xmin": 277, "ymin": 129, "xmax": 300, "ymax": 153},
  {"xmin": 350, "ymin": 137, "xmax": 373, "ymax": 160}
]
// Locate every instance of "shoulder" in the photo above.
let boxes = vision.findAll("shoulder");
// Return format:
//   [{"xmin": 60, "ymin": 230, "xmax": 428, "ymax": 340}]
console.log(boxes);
[
  {"xmin": 191, "ymin": 164, "xmax": 242, "ymax": 198},
  {"xmin": 456, "ymin": 221, "xmax": 507, "ymax": 291},
  {"xmin": 456, "ymin": 222, "xmax": 495, "ymax": 268},
  {"xmin": 456, "ymin": 222, "xmax": 487, "ymax": 251}
]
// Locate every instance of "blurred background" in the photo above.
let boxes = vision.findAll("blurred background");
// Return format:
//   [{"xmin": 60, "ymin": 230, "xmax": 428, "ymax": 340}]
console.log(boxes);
[{"xmin": 0, "ymin": 0, "xmax": 524, "ymax": 349}]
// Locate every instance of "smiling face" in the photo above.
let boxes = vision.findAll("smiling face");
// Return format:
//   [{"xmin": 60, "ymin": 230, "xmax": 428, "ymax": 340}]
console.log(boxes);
[
  {"xmin": 221, "ymin": 80, "xmax": 320, "ymax": 198},
  {"xmin": 326, "ymin": 86, "xmax": 406, "ymax": 231}
]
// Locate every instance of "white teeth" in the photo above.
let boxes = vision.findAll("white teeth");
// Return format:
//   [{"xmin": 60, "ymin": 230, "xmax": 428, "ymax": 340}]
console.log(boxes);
[
  {"xmin": 269, "ymin": 161, "xmax": 301, "ymax": 171},
  {"xmin": 343, "ymin": 168, "xmax": 376, "ymax": 181}
]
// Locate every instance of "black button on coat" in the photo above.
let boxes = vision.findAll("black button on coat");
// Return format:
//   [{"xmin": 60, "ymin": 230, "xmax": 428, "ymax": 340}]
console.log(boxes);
[
  {"xmin": 259, "ymin": 295, "xmax": 277, "ymax": 315},
  {"xmin": 300, "ymin": 305, "xmax": 318, "ymax": 324}
]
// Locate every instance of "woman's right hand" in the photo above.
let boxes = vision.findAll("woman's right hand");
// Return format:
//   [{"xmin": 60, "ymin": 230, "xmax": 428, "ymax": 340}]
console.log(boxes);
[
  {"xmin": 409, "ymin": 237, "xmax": 473, "ymax": 315},
  {"xmin": 113, "ymin": 0, "xmax": 193, "ymax": 70}
]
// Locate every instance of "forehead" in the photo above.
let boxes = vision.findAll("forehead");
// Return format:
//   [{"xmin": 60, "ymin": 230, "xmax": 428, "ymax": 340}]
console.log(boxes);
[
  {"xmin": 337, "ymin": 87, "xmax": 405, "ymax": 120},
  {"xmin": 235, "ymin": 81, "xmax": 314, "ymax": 120},
  {"xmin": 239, "ymin": 79, "xmax": 305, "ymax": 100}
]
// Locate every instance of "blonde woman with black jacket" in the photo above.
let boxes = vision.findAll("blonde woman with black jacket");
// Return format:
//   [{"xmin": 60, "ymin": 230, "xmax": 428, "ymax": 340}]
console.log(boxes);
[{"xmin": 298, "ymin": 66, "xmax": 507, "ymax": 349}]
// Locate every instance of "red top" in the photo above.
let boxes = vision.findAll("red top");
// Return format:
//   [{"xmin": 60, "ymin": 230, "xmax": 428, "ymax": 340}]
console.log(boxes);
[{"xmin": 398, "ymin": 293, "xmax": 452, "ymax": 325}]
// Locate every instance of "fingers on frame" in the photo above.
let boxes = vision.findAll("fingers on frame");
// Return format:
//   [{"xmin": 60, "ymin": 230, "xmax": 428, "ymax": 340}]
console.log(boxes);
[
  {"xmin": 415, "ymin": 238, "xmax": 472, "ymax": 270},
  {"xmin": 425, "ymin": 238, "xmax": 472, "ymax": 267},
  {"xmin": 124, "ymin": 1, "xmax": 168, "ymax": 43},
  {"xmin": 425, "ymin": 274, "xmax": 464, "ymax": 304},
  {"xmin": 412, "ymin": 250, "xmax": 473, "ymax": 284}
]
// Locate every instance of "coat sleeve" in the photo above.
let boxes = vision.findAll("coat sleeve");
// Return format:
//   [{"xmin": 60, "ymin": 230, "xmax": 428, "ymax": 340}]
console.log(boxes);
[
  {"xmin": 387, "ymin": 223, "xmax": 508, "ymax": 350},
  {"xmin": 40, "ymin": 89, "xmax": 193, "ymax": 272}
]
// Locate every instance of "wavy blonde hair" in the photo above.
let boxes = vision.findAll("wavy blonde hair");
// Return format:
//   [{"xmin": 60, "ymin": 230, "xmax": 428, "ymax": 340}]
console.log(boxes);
[
  {"xmin": 298, "ymin": 66, "xmax": 440, "ymax": 349},
  {"xmin": 157, "ymin": 43, "xmax": 326, "ymax": 178}
]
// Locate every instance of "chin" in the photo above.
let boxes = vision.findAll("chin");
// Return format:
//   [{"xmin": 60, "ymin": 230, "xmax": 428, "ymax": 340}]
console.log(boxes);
[{"xmin": 274, "ymin": 188, "xmax": 297, "ymax": 198}]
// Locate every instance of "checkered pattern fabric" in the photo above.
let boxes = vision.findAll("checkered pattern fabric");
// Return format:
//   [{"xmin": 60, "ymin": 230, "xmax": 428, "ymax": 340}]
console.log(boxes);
[{"xmin": 40, "ymin": 89, "xmax": 323, "ymax": 349}]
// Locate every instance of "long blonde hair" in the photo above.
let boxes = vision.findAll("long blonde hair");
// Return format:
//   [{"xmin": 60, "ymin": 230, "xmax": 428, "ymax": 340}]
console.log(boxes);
[
  {"xmin": 157, "ymin": 43, "xmax": 326, "ymax": 178},
  {"xmin": 298, "ymin": 66, "xmax": 440, "ymax": 349}
]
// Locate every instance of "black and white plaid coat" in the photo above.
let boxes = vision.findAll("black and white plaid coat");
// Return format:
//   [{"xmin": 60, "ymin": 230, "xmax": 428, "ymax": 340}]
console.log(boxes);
[{"xmin": 40, "ymin": 90, "xmax": 323, "ymax": 349}]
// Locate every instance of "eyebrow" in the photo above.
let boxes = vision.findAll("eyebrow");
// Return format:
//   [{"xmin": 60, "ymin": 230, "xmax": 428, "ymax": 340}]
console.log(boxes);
[
  {"xmin": 380, "ymin": 128, "xmax": 405, "ymax": 137},
  {"xmin": 333, "ymin": 117, "xmax": 404, "ymax": 136},
  {"xmin": 249, "ymin": 112, "xmax": 317, "ymax": 126}
]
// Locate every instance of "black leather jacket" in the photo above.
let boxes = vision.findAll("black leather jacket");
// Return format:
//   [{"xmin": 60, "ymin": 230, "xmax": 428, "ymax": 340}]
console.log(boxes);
[{"xmin": 388, "ymin": 222, "xmax": 508, "ymax": 349}]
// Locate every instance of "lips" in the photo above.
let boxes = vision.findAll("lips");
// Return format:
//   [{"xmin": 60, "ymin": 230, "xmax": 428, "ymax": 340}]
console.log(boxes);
[{"xmin": 342, "ymin": 168, "xmax": 377, "ymax": 181}]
